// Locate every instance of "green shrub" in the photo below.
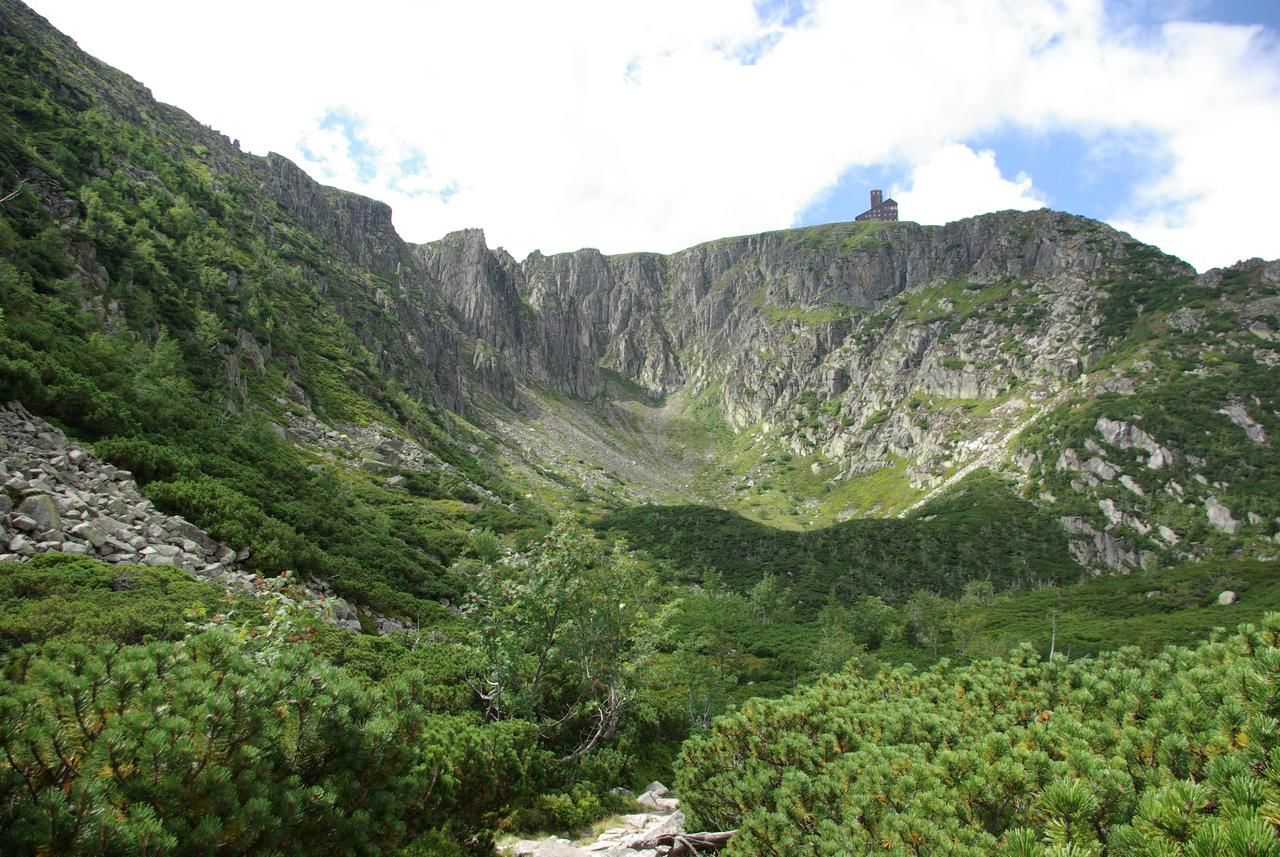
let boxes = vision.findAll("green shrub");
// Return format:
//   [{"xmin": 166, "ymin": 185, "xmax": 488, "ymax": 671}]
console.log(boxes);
[
  {"xmin": 676, "ymin": 614, "xmax": 1280, "ymax": 856},
  {"xmin": 0, "ymin": 555, "xmax": 221, "ymax": 653},
  {"xmin": 0, "ymin": 628, "xmax": 539, "ymax": 855},
  {"xmin": 93, "ymin": 436, "xmax": 194, "ymax": 483}
]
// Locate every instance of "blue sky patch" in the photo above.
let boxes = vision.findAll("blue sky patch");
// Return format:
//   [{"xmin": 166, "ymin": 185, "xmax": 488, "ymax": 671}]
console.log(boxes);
[
  {"xmin": 313, "ymin": 108, "xmax": 379, "ymax": 182},
  {"xmin": 1115, "ymin": 0, "xmax": 1280, "ymax": 32},
  {"xmin": 791, "ymin": 124, "xmax": 1178, "ymax": 228},
  {"xmin": 722, "ymin": 31, "xmax": 785, "ymax": 65},
  {"xmin": 966, "ymin": 125, "xmax": 1172, "ymax": 221},
  {"xmin": 717, "ymin": 0, "xmax": 813, "ymax": 65},
  {"xmin": 398, "ymin": 150, "xmax": 426, "ymax": 177},
  {"xmin": 754, "ymin": 0, "xmax": 813, "ymax": 29}
]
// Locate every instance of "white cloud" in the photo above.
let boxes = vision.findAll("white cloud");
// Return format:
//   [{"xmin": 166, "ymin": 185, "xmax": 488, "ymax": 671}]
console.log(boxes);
[
  {"xmin": 891, "ymin": 144, "xmax": 1045, "ymax": 226},
  {"xmin": 21, "ymin": 0, "xmax": 1280, "ymax": 269},
  {"xmin": 1100, "ymin": 23, "xmax": 1280, "ymax": 269}
]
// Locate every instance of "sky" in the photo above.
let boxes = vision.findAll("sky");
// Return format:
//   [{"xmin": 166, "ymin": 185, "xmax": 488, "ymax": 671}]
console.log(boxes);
[{"xmin": 24, "ymin": 0, "xmax": 1280, "ymax": 271}]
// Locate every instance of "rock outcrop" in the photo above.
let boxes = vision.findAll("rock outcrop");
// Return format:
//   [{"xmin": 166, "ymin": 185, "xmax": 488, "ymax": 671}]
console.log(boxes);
[
  {"xmin": 1217, "ymin": 402, "xmax": 1268, "ymax": 445},
  {"xmin": 0, "ymin": 402, "xmax": 232, "ymax": 573},
  {"xmin": 0, "ymin": 402, "xmax": 394, "ymax": 633},
  {"xmin": 406, "ymin": 209, "xmax": 1146, "ymax": 411}
]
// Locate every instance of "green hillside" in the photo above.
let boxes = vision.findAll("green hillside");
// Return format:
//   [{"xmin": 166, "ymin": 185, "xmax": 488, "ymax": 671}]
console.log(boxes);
[
  {"xmin": 2, "ymin": 1, "xmax": 1280, "ymax": 854},
  {"xmin": 598, "ymin": 472, "xmax": 1079, "ymax": 610},
  {"xmin": 0, "ymin": 3, "xmax": 546, "ymax": 623}
]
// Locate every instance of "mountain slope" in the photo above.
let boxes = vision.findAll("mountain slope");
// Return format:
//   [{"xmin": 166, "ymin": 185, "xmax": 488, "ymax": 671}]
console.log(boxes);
[
  {"xmin": 0, "ymin": 0, "xmax": 549, "ymax": 623},
  {"xmin": 2, "ymin": 0, "xmax": 1278, "ymax": 605},
  {"xmin": 444, "ymin": 217, "xmax": 1279, "ymax": 576}
]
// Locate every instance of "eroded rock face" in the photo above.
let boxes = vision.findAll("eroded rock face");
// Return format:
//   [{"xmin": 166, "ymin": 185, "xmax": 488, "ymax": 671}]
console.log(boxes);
[
  {"xmin": 1095, "ymin": 418, "xmax": 1177, "ymax": 470},
  {"xmin": 1061, "ymin": 516, "xmax": 1143, "ymax": 571},
  {"xmin": 267, "ymin": 204, "xmax": 1143, "ymax": 423},
  {"xmin": 410, "ymin": 210, "xmax": 1137, "ymax": 409}
]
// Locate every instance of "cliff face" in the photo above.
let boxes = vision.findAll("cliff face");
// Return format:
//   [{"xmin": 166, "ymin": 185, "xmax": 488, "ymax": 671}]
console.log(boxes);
[
  {"xmin": 412, "ymin": 209, "xmax": 1138, "ymax": 403},
  {"xmin": 410, "ymin": 208, "xmax": 1155, "ymax": 460}
]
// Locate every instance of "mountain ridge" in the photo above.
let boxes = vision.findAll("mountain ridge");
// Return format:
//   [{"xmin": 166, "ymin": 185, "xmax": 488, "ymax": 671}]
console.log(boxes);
[{"xmin": 2, "ymin": 0, "xmax": 1278, "ymax": 587}]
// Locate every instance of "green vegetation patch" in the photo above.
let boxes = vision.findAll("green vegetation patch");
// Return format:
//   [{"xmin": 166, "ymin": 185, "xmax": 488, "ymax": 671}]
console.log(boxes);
[
  {"xmin": 1020, "ymin": 357, "xmax": 1280, "ymax": 550},
  {"xmin": 790, "ymin": 219, "xmax": 903, "ymax": 255},
  {"xmin": 1094, "ymin": 241, "xmax": 1197, "ymax": 342},
  {"xmin": 957, "ymin": 558, "xmax": 1280, "ymax": 660},
  {"xmin": 0, "ymin": 554, "xmax": 222, "ymax": 652},
  {"xmin": 821, "ymin": 457, "xmax": 919, "ymax": 517},
  {"xmin": 675, "ymin": 614, "xmax": 1280, "ymax": 855},
  {"xmin": 903, "ymin": 278, "xmax": 1017, "ymax": 324},
  {"xmin": 0, "ymin": 606, "xmax": 540, "ymax": 855},
  {"xmin": 762, "ymin": 302, "xmax": 866, "ymax": 325},
  {"xmin": 597, "ymin": 471, "xmax": 1080, "ymax": 614}
]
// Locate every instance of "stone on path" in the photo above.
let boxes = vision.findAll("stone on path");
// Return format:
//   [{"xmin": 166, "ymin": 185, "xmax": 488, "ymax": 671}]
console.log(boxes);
[{"xmin": 516, "ymin": 839, "xmax": 590, "ymax": 857}]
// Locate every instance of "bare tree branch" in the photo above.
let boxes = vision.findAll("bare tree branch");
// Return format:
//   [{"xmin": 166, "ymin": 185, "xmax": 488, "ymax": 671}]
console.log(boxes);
[
  {"xmin": 0, "ymin": 181, "xmax": 26, "ymax": 205},
  {"xmin": 633, "ymin": 830, "xmax": 736, "ymax": 854}
]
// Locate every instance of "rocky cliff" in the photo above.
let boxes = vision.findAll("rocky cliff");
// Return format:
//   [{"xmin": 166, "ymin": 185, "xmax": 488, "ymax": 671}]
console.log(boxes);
[
  {"xmin": 411, "ymin": 210, "xmax": 1137, "ymax": 405},
  {"xmin": 429, "ymin": 218, "xmax": 1278, "ymax": 574}
]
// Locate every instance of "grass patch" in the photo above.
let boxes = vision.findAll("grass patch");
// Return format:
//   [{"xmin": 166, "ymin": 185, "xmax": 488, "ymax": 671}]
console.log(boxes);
[
  {"xmin": 790, "ymin": 220, "xmax": 903, "ymax": 255},
  {"xmin": 822, "ymin": 457, "xmax": 919, "ymax": 517},
  {"xmin": 903, "ymin": 278, "xmax": 1017, "ymax": 324},
  {"xmin": 762, "ymin": 302, "xmax": 866, "ymax": 325}
]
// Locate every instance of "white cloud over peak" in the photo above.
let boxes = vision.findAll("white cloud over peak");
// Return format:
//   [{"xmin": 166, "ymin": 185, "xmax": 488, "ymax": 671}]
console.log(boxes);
[
  {"xmin": 23, "ymin": 0, "xmax": 1280, "ymax": 269},
  {"xmin": 891, "ymin": 144, "xmax": 1046, "ymax": 226}
]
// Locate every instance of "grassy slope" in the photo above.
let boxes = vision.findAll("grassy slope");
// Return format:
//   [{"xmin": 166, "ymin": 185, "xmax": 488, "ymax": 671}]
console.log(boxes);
[{"xmin": 1009, "ymin": 258, "xmax": 1280, "ymax": 579}]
